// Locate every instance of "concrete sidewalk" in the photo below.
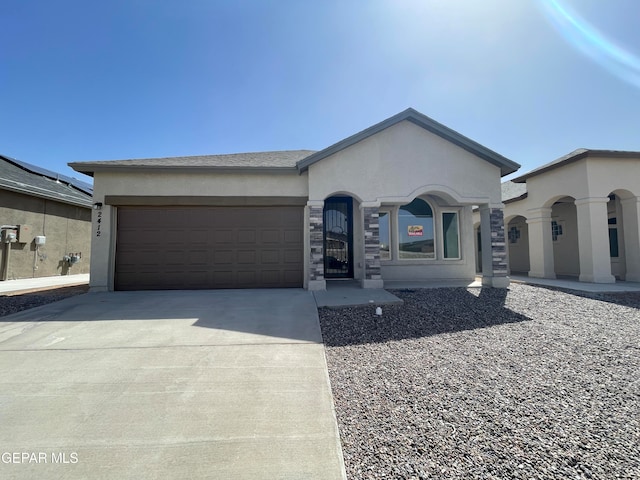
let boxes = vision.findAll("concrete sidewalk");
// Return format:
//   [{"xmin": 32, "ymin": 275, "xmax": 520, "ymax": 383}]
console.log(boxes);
[
  {"xmin": 510, "ymin": 275, "xmax": 640, "ymax": 293},
  {"xmin": 313, "ymin": 280, "xmax": 403, "ymax": 308},
  {"xmin": 0, "ymin": 274, "xmax": 89, "ymax": 295},
  {"xmin": 0, "ymin": 289, "xmax": 346, "ymax": 480}
]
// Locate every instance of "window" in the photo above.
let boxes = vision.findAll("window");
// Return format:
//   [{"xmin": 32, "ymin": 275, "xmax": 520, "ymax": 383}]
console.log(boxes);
[
  {"xmin": 398, "ymin": 198, "xmax": 434, "ymax": 259},
  {"xmin": 508, "ymin": 226, "xmax": 521, "ymax": 244},
  {"xmin": 442, "ymin": 212, "xmax": 460, "ymax": 259},
  {"xmin": 551, "ymin": 220, "xmax": 563, "ymax": 241},
  {"xmin": 379, "ymin": 211, "xmax": 391, "ymax": 260},
  {"xmin": 609, "ymin": 217, "xmax": 619, "ymax": 258}
]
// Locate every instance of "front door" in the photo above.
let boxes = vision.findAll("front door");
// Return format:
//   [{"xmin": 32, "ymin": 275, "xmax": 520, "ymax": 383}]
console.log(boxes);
[{"xmin": 323, "ymin": 197, "xmax": 354, "ymax": 278}]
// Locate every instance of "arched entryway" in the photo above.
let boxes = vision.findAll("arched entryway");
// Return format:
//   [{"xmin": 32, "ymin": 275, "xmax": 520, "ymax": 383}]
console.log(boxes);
[
  {"xmin": 550, "ymin": 196, "xmax": 580, "ymax": 278},
  {"xmin": 323, "ymin": 195, "xmax": 355, "ymax": 279},
  {"xmin": 506, "ymin": 215, "xmax": 529, "ymax": 274},
  {"xmin": 606, "ymin": 189, "xmax": 640, "ymax": 281}
]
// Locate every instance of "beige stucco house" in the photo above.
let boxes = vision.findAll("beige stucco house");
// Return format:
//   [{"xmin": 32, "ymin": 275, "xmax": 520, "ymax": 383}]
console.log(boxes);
[
  {"xmin": 70, "ymin": 108, "xmax": 519, "ymax": 292},
  {"xmin": 1, "ymin": 155, "xmax": 92, "ymax": 280},
  {"xmin": 475, "ymin": 149, "xmax": 640, "ymax": 284}
]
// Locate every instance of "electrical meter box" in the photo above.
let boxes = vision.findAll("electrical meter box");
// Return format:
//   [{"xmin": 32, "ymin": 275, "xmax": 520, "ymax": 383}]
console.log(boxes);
[
  {"xmin": 35, "ymin": 236, "xmax": 46, "ymax": 246},
  {"xmin": 17, "ymin": 224, "xmax": 33, "ymax": 243},
  {"xmin": 1, "ymin": 229, "xmax": 17, "ymax": 243}
]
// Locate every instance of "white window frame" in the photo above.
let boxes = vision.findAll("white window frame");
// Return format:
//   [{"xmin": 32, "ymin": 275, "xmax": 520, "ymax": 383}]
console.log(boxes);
[
  {"xmin": 378, "ymin": 209, "xmax": 392, "ymax": 262},
  {"xmin": 397, "ymin": 198, "xmax": 436, "ymax": 261},
  {"xmin": 441, "ymin": 210, "xmax": 461, "ymax": 260}
]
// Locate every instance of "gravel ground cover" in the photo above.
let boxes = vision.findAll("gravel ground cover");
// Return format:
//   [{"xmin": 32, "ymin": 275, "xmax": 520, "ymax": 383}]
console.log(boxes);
[
  {"xmin": 319, "ymin": 284, "xmax": 640, "ymax": 480},
  {"xmin": 0, "ymin": 285, "xmax": 89, "ymax": 317}
]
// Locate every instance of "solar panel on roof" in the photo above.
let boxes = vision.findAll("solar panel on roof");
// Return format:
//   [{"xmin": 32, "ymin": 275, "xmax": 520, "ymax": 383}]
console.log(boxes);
[{"xmin": 2, "ymin": 155, "xmax": 93, "ymax": 195}]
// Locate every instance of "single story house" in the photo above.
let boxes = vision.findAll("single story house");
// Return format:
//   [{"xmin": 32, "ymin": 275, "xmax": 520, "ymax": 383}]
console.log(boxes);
[
  {"xmin": 474, "ymin": 149, "xmax": 640, "ymax": 283},
  {"xmin": 0, "ymin": 155, "xmax": 93, "ymax": 280},
  {"xmin": 69, "ymin": 108, "xmax": 519, "ymax": 292}
]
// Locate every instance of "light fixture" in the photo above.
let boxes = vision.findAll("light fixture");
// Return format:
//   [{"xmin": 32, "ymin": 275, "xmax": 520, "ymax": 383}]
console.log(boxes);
[{"xmin": 93, "ymin": 202, "xmax": 103, "ymax": 210}]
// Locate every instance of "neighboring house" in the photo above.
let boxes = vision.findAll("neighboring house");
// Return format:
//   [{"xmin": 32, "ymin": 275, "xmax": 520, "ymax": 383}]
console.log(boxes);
[
  {"xmin": 0, "ymin": 155, "xmax": 93, "ymax": 280},
  {"xmin": 69, "ymin": 108, "xmax": 519, "ymax": 292},
  {"xmin": 474, "ymin": 149, "xmax": 640, "ymax": 283}
]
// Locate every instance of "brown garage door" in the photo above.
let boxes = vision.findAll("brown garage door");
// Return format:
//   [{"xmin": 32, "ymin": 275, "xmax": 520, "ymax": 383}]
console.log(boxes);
[{"xmin": 115, "ymin": 206, "xmax": 303, "ymax": 290}]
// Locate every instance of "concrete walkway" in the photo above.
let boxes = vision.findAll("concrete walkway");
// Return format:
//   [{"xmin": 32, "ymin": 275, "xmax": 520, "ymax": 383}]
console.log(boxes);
[
  {"xmin": 313, "ymin": 280, "xmax": 403, "ymax": 308},
  {"xmin": 0, "ymin": 274, "xmax": 89, "ymax": 295},
  {"xmin": 510, "ymin": 274, "xmax": 640, "ymax": 293},
  {"xmin": 0, "ymin": 289, "xmax": 346, "ymax": 480}
]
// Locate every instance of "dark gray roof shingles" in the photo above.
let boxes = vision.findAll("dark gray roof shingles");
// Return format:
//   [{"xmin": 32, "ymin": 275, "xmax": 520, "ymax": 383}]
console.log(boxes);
[
  {"xmin": 0, "ymin": 156, "xmax": 93, "ymax": 207},
  {"xmin": 70, "ymin": 150, "xmax": 317, "ymax": 175},
  {"xmin": 512, "ymin": 148, "xmax": 640, "ymax": 183},
  {"xmin": 501, "ymin": 180, "xmax": 527, "ymax": 203}
]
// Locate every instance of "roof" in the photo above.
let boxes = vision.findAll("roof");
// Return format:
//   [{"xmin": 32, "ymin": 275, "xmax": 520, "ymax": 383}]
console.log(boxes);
[
  {"xmin": 501, "ymin": 180, "xmax": 528, "ymax": 203},
  {"xmin": 69, "ymin": 150, "xmax": 317, "ymax": 176},
  {"xmin": 0, "ymin": 155, "xmax": 93, "ymax": 208},
  {"xmin": 296, "ymin": 108, "xmax": 520, "ymax": 177},
  {"xmin": 512, "ymin": 149, "xmax": 640, "ymax": 183}
]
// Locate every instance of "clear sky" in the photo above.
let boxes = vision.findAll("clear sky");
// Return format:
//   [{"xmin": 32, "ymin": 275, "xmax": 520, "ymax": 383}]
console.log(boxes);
[{"xmin": 2, "ymin": 0, "xmax": 639, "ymax": 183}]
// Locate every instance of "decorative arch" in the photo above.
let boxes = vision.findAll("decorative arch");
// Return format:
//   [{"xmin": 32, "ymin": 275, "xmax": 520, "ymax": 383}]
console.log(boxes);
[
  {"xmin": 542, "ymin": 194, "xmax": 576, "ymax": 209},
  {"xmin": 322, "ymin": 191, "xmax": 364, "ymax": 204},
  {"xmin": 506, "ymin": 215, "xmax": 530, "ymax": 274},
  {"xmin": 378, "ymin": 184, "xmax": 491, "ymax": 206}
]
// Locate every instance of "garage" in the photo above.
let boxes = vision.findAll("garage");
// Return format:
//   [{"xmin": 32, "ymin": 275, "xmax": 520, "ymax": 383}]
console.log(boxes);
[{"xmin": 115, "ymin": 206, "xmax": 304, "ymax": 290}]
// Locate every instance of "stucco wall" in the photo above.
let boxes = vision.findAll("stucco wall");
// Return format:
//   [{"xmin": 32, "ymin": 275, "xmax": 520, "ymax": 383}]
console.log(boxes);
[
  {"xmin": 551, "ymin": 202, "xmax": 580, "ymax": 276},
  {"xmin": 521, "ymin": 156, "xmax": 640, "ymax": 207},
  {"xmin": 506, "ymin": 217, "xmax": 529, "ymax": 273},
  {"xmin": 93, "ymin": 170, "xmax": 309, "ymax": 199},
  {"xmin": 0, "ymin": 190, "xmax": 91, "ymax": 280},
  {"xmin": 308, "ymin": 121, "xmax": 502, "ymax": 205}
]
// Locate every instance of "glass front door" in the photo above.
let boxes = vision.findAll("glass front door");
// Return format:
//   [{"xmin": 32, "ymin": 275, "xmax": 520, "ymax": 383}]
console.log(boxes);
[{"xmin": 323, "ymin": 197, "xmax": 353, "ymax": 278}]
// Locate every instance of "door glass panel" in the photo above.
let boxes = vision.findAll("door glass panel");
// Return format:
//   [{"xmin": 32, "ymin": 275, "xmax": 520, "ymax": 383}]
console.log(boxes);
[{"xmin": 324, "ymin": 198, "xmax": 353, "ymax": 278}]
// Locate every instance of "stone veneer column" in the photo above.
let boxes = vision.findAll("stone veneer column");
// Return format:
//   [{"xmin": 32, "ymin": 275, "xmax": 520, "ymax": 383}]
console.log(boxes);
[
  {"xmin": 575, "ymin": 197, "xmax": 615, "ymax": 283},
  {"xmin": 621, "ymin": 196, "xmax": 640, "ymax": 282},
  {"xmin": 526, "ymin": 207, "xmax": 556, "ymax": 279},
  {"xmin": 307, "ymin": 201, "xmax": 326, "ymax": 291},
  {"xmin": 361, "ymin": 203, "xmax": 383, "ymax": 289},
  {"xmin": 479, "ymin": 205, "xmax": 509, "ymax": 288}
]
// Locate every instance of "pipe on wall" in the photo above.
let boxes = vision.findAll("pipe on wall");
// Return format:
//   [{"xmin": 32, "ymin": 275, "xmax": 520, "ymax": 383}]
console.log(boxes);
[{"xmin": 1, "ymin": 225, "xmax": 18, "ymax": 281}]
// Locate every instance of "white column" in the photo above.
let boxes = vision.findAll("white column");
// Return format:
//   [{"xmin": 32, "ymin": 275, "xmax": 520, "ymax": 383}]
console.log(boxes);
[
  {"xmin": 526, "ymin": 208, "xmax": 555, "ymax": 279},
  {"xmin": 621, "ymin": 196, "xmax": 640, "ymax": 282},
  {"xmin": 574, "ymin": 197, "xmax": 615, "ymax": 283}
]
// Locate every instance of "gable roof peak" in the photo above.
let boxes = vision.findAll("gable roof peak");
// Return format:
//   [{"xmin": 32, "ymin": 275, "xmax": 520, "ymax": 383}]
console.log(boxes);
[{"xmin": 296, "ymin": 107, "xmax": 519, "ymax": 176}]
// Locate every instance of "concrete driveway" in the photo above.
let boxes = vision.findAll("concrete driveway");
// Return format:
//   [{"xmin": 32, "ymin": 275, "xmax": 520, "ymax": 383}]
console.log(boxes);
[{"xmin": 0, "ymin": 290, "xmax": 345, "ymax": 480}]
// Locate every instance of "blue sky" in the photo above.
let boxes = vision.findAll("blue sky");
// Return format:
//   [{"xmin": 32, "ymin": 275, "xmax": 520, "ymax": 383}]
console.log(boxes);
[{"xmin": 2, "ymin": 0, "xmax": 639, "ymax": 182}]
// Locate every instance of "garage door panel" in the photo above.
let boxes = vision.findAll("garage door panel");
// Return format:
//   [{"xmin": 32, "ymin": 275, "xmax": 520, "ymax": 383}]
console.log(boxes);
[
  {"xmin": 213, "ymin": 271, "xmax": 233, "ymax": 286},
  {"xmin": 284, "ymin": 250, "xmax": 302, "ymax": 264},
  {"xmin": 213, "ymin": 250, "xmax": 234, "ymax": 264},
  {"xmin": 283, "ymin": 270, "xmax": 302, "ymax": 284},
  {"xmin": 283, "ymin": 229, "xmax": 302, "ymax": 244},
  {"xmin": 237, "ymin": 230, "xmax": 256, "ymax": 243},
  {"xmin": 261, "ymin": 270, "xmax": 280, "ymax": 284},
  {"xmin": 116, "ymin": 206, "xmax": 303, "ymax": 290},
  {"xmin": 188, "ymin": 250, "xmax": 208, "ymax": 265},
  {"xmin": 237, "ymin": 251, "xmax": 256, "ymax": 264},
  {"xmin": 164, "ymin": 250, "xmax": 186, "ymax": 265},
  {"xmin": 237, "ymin": 271, "xmax": 257, "ymax": 286},
  {"xmin": 213, "ymin": 229, "xmax": 234, "ymax": 244},
  {"xmin": 261, "ymin": 229, "xmax": 280, "ymax": 243},
  {"xmin": 261, "ymin": 250, "xmax": 279, "ymax": 264}
]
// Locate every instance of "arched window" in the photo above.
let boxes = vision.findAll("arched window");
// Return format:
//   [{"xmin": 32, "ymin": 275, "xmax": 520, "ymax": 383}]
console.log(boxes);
[{"xmin": 398, "ymin": 198, "xmax": 435, "ymax": 259}]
